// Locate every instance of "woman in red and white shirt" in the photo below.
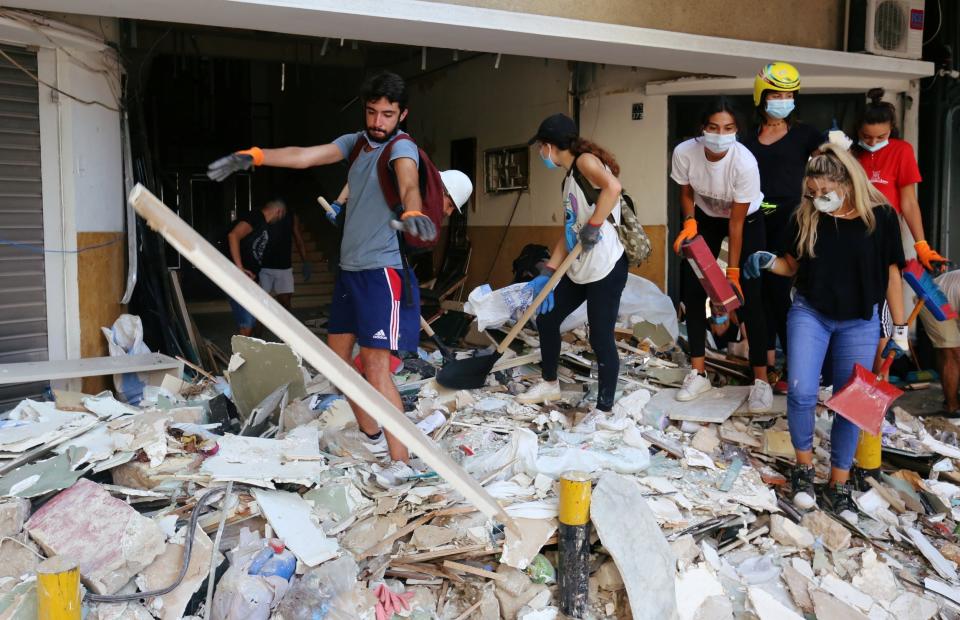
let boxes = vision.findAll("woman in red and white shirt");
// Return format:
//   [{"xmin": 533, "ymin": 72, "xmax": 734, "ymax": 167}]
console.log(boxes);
[{"xmin": 854, "ymin": 88, "xmax": 948, "ymax": 274}]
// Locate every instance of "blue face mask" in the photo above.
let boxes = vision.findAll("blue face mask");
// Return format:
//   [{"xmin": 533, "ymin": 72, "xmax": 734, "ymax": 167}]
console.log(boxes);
[
  {"xmin": 711, "ymin": 315, "xmax": 728, "ymax": 325},
  {"xmin": 701, "ymin": 131, "xmax": 737, "ymax": 153},
  {"xmin": 540, "ymin": 145, "xmax": 558, "ymax": 170},
  {"xmin": 765, "ymin": 99, "xmax": 795, "ymax": 119},
  {"xmin": 858, "ymin": 139, "xmax": 888, "ymax": 153}
]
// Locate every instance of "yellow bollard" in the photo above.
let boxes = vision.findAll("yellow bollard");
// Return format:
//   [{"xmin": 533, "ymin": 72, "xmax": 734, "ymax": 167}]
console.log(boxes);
[
  {"xmin": 855, "ymin": 431, "xmax": 882, "ymax": 470},
  {"xmin": 559, "ymin": 472, "xmax": 591, "ymax": 526},
  {"xmin": 558, "ymin": 471, "xmax": 592, "ymax": 618},
  {"xmin": 37, "ymin": 556, "xmax": 81, "ymax": 620}
]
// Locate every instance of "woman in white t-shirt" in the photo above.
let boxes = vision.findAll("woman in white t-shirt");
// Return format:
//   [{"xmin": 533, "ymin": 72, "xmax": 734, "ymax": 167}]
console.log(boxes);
[
  {"xmin": 671, "ymin": 97, "xmax": 773, "ymax": 412},
  {"xmin": 516, "ymin": 113, "xmax": 628, "ymax": 430}
]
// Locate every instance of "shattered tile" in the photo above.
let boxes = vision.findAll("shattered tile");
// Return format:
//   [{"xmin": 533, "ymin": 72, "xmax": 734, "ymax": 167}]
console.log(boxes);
[
  {"xmin": 748, "ymin": 586, "xmax": 803, "ymax": 620},
  {"xmin": 25, "ymin": 479, "xmax": 165, "ymax": 594},
  {"xmin": 801, "ymin": 511, "xmax": 851, "ymax": 552},
  {"xmin": 809, "ymin": 588, "xmax": 869, "ymax": 620},
  {"xmin": 501, "ymin": 518, "xmax": 557, "ymax": 570}
]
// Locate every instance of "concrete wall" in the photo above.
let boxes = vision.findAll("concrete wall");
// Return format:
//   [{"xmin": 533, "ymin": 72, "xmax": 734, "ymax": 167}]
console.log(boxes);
[{"xmin": 420, "ymin": 0, "xmax": 845, "ymax": 50}]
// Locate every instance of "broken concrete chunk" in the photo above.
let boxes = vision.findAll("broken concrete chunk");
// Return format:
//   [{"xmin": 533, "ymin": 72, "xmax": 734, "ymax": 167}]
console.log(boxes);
[
  {"xmin": 691, "ymin": 426, "xmax": 720, "ymax": 454},
  {"xmin": 781, "ymin": 564, "xmax": 814, "ymax": 613},
  {"xmin": 801, "ymin": 511, "xmax": 851, "ymax": 552},
  {"xmin": 495, "ymin": 565, "xmax": 549, "ymax": 620},
  {"xmin": 769, "ymin": 514, "xmax": 814, "ymax": 549},
  {"xmin": 409, "ymin": 524, "xmax": 458, "ymax": 550},
  {"xmin": 748, "ymin": 586, "xmax": 803, "ymax": 620},
  {"xmin": 0, "ymin": 535, "xmax": 40, "ymax": 583},
  {"xmin": 141, "ymin": 528, "xmax": 220, "ymax": 620},
  {"xmin": 675, "ymin": 566, "xmax": 724, "ymax": 620},
  {"xmin": 0, "ymin": 497, "xmax": 30, "ymax": 537},
  {"xmin": 501, "ymin": 518, "xmax": 557, "ymax": 570},
  {"xmin": 591, "ymin": 473, "xmax": 678, "ymax": 620},
  {"xmin": 819, "ymin": 573, "xmax": 874, "ymax": 612},
  {"xmin": 809, "ymin": 588, "xmax": 869, "ymax": 620},
  {"xmin": 851, "ymin": 549, "xmax": 898, "ymax": 604},
  {"xmin": 888, "ymin": 591, "xmax": 940, "ymax": 620},
  {"xmin": 669, "ymin": 534, "xmax": 701, "ymax": 567},
  {"xmin": 595, "ymin": 560, "xmax": 625, "ymax": 591},
  {"xmin": 25, "ymin": 478, "xmax": 165, "ymax": 594}
]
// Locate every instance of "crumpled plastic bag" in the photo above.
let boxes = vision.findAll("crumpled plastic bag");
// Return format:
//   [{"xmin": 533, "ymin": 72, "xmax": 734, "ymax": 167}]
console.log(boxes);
[
  {"xmin": 463, "ymin": 428, "xmax": 539, "ymax": 481},
  {"xmin": 211, "ymin": 528, "xmax": 290, "ymax": 620},
  {"xmin": 274, "ymin": 555, "xmax": 363, "ymax": 620},
  {"xmin": 560, "ymin": 273, "xmax": 679, "ymax": 339},
  {"xmin": 464, "ymin": 275, "xmax": 678, "ymax": 340},
  {"xmin": 463, "ymin": 283, "xmax": 535, "ymax": 331},
  {"xmin": 101, "ymin": 314, "xmax": 152, "ymax": 404}
]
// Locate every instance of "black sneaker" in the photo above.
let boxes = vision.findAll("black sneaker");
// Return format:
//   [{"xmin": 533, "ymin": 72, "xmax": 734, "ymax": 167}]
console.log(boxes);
[
  {"xmin": 789, "ymin": 464, "xmax": 817, "ymax": 510},
  {"xmin": 822, "ymin": 482, "xmax": 859, "ymax": 524},
  {"xmin": 851, "ymin": 466, "xmax": 880, "ymax": 492}
]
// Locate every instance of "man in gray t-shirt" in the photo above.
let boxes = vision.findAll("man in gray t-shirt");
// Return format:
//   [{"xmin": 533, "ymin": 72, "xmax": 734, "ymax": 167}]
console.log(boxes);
[
  {"xmin": 331, "ymin": 131, "xmax": 419, "ymax": 271},
  {"xmin": 207, "ymin": 72, "xmax": 436, "ymax": 482}
]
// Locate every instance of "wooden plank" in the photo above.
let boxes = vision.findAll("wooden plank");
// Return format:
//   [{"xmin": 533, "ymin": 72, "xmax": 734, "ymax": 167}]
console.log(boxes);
[
  {"xmin": 392, "ymin": 544, "xmax": 487, "ymax": 564},
  {"xmin": 128, "ymin": 184, "xmax": 516, "ymax": 535},
  {"xmin": 0, "ymin": 353, "xmax": 183, "ymax": 385},
  {"xmin": 490, "ymin": 351, "xmax": 542, "ymax": 373},
  {"xmin": 169, "ymin": 271, "xmax": 201, "ymax": 364},
  {"xmin": 442, "ymin": 560, "xmax": 505, "ymax": 581},
  {"xmin": 357, "ymin": 511, "xmax": 434, "ymax": 560}
]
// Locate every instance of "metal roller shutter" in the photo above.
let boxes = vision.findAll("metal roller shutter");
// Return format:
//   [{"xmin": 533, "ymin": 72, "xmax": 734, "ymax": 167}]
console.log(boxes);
[{"xmin": 0, "ymin": 44, "xmax": 47, "ymax": 410}]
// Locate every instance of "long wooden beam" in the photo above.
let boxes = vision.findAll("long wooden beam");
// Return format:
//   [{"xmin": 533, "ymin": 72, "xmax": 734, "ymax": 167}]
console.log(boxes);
[{"xmin": 128, "ymin": 184, "xmax": 517, "ymax": 534}]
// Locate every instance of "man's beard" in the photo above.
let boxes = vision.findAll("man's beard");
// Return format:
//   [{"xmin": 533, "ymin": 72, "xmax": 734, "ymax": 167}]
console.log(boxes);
[{"xmin": 365, "ymin": 126, "xmax": 395, "ymax": 144}]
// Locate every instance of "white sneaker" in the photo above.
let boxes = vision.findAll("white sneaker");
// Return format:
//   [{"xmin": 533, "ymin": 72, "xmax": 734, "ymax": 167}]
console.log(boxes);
[
  {"xmin": 373, "ymin": 460, "xmax": 417, "ymax": 487},
  {"xmin": 346, "ymin": 429, "xmax": 388, "ymax": 456},
  {"xmin": 573, "ymin": 409, "xmax": 607, "ymax": 433},
  {"xmin": 676, "ymin": 370, "xmax": 712, "ymax": 402},
  {"xmin": 748, "ymin": 380, "xmax": 773, "ymax": 413},
  {"xmin": 517, "ymin": 380, "xmax": 562, "ymax": 405}
]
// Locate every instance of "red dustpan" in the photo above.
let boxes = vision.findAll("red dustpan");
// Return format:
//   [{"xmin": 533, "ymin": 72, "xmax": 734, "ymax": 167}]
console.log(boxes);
[{"xmin": 825, "ymin": 353, "xmax": 904, "ymax": 436}]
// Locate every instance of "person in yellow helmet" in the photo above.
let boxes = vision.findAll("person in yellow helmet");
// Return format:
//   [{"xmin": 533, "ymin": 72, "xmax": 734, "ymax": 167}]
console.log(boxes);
[{"xmin": 743, "ymin": 62, "xmax": 825, "ymax": 393}]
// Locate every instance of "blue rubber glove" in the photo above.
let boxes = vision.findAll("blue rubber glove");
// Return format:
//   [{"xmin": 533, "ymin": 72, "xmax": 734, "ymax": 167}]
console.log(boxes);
[
  {"xmin": 882, "ymin": 324, "xmax": 909, "ymax": 359},
  {"xmin": 325, "ymin": 201, "xmax": 342, "ymax": 225},
  {"xmin": 524, "ymin": 266, "xmax": 556, "ymax": 315},
  {"xmin": 302, "ymin": 261, "xmax": 313, "ymax": 282},
  {"xmin": 743, "ymin": 251, "xmax": 777, "ymax": 279}
]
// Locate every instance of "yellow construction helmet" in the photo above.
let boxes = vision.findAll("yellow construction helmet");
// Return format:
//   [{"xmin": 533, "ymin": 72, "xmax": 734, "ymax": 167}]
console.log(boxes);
[{"xmin": 753, "ymin": 62, "xmax": 800, "ymax": 107}]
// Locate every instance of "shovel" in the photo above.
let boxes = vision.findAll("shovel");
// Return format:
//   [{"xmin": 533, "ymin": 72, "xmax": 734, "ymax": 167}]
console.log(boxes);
[
  {"xmin": 825, "ymin": 351, "xmax": 904, "ymax": 436},
  {"xmin": 436, "ymin": 243, "xmax": 582, "ymax": 389},
  {"xmin": 421, "ymin": 316, "xmax": 455, "ymax": 362}
]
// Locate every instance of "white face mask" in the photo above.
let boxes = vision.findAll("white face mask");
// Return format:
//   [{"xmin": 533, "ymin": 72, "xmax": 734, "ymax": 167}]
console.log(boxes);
[
  {"xmin": 813, "ymin": 190, "xmax": 844, "ymax": 214},
  {"xmin": 701, "ymin": 131, "xmax": 737, "ymax": 153}
]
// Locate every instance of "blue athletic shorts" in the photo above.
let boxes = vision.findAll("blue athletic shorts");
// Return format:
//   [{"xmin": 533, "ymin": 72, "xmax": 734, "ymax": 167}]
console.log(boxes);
[{"xmin": 328, "ymin": 267, "xmax": 420, "ymax": 351}]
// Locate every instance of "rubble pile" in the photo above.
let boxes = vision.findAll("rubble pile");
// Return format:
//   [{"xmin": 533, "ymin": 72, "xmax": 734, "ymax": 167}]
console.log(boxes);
[{"xmin": 2, "ymin": 318, "xmax": 960, "ymax": 619}]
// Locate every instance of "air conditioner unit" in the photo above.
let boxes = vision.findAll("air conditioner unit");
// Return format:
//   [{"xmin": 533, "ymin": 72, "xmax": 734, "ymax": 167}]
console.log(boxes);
[{"xmin": 847, "ymin": 0, "xmax": 925, "ymax": 60}]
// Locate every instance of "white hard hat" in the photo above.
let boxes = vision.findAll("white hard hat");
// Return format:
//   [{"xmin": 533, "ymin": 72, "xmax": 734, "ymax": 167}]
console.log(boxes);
[{"xmin": 440, "ymin": 170, "xmax": 473, "ymax": 211}]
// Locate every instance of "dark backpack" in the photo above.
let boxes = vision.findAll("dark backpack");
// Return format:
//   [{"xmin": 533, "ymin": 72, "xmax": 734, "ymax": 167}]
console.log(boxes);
[
  {"xmin": 512, "ymin": 244, "xmax": 550, "ymax": 283},
  {"xmin": 349, "ymin": 133, "xmax": 445, "ymax": 253}
]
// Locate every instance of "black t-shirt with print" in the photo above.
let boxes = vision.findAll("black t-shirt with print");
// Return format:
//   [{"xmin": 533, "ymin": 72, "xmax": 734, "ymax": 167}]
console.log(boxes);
[
  {"xmin": 783, "ymin": 204, "xmax": 904, "ymax": 320},
  {"xmin": 220, "ymin": 210, "xmax": 269, "ymax": 273}
]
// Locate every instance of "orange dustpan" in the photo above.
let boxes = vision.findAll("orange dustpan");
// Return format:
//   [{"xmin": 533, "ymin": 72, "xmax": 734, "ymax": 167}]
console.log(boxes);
[{"xmin": 825, "ymin": 353, "xmax": 903, "ymax": 436}]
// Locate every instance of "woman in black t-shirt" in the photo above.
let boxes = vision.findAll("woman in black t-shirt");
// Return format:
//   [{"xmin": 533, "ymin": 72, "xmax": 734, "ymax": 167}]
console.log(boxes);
[
  {"xmin": 743, "ymin": 62, "xmax": 823, "ymax": 388},
  {"xmin": 742, "ymin": 144, "xmax": 905, "ymax": 521}
]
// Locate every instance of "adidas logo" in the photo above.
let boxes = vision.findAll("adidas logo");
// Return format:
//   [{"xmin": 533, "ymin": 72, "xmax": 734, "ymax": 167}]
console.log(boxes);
[{"xmin": 372, "ymin": 329, "xmax": 388, "ymax": 340}]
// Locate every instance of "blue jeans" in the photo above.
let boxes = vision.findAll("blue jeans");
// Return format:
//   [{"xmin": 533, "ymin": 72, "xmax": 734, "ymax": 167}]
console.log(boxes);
[
  {"xmin": 786, "ymin": 295, "xmax": 879, "ymax": 471},
  {"xmin": 228, "ymin": 297, "xmax": 256, "ymax": 330}
]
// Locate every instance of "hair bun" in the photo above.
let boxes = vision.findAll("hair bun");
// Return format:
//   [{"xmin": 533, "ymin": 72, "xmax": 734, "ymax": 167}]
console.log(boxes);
[{"xmin": 867, "ymin": 88, "xmax": 885, "ymax": 105}]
